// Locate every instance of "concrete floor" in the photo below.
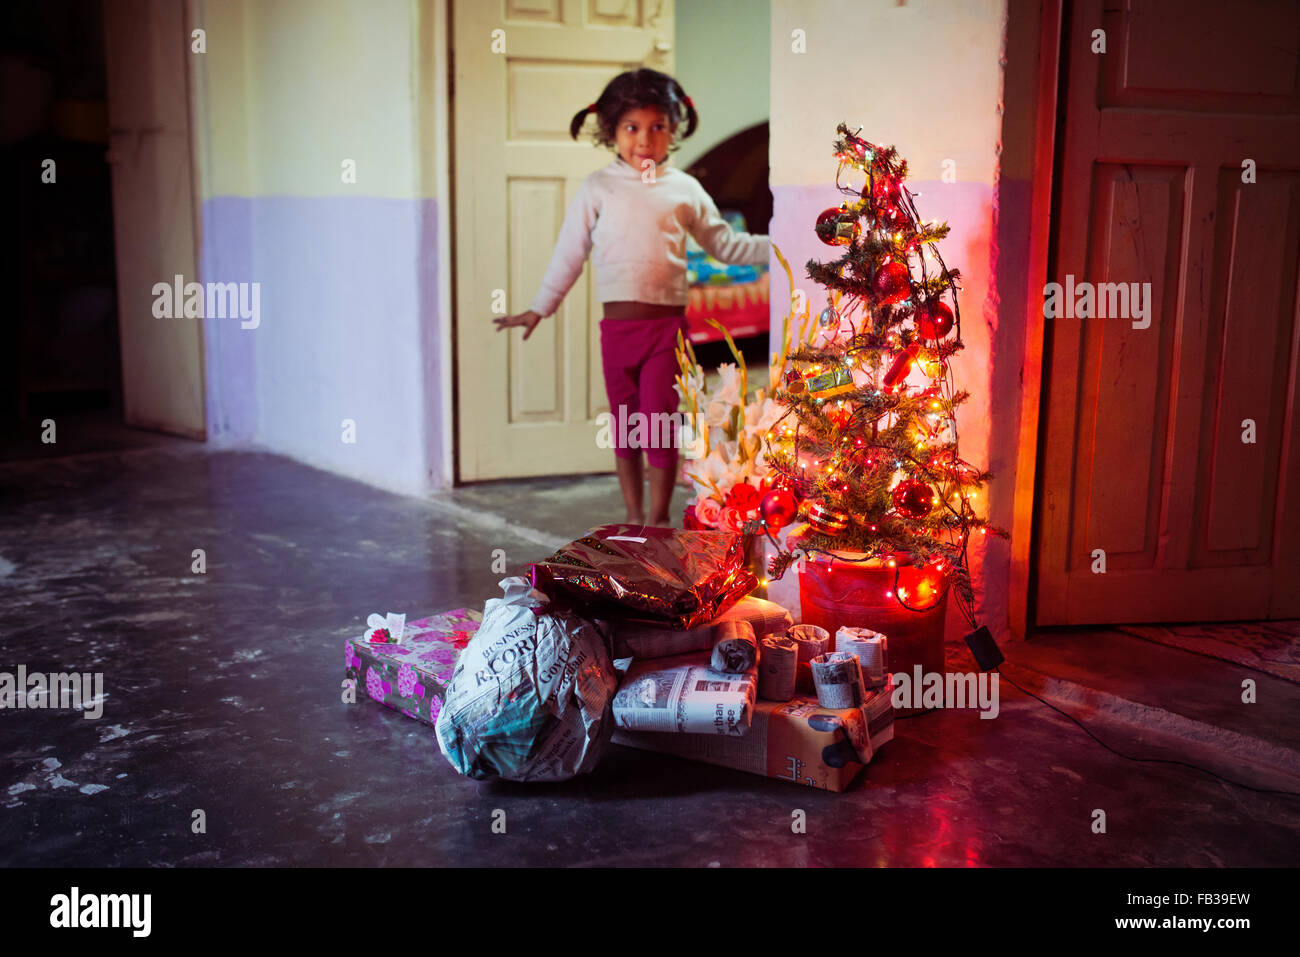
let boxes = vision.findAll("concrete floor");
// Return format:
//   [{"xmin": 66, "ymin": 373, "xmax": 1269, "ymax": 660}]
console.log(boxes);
[{"xmin": 1, "ymin": 442, "xmax": 1298, "ymax": 867}]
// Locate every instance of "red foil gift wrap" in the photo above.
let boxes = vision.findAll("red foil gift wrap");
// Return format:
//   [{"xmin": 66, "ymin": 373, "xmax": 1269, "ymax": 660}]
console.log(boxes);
[{"xmin": 528, "ymin": 524, "xmax": 758, "ymax": 631}]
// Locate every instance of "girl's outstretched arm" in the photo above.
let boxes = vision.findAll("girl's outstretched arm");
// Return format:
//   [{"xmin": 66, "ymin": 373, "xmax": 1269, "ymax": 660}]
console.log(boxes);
[
  {"xmin": 528, "ymin": 180, "xmax": 599, "ymax": 318},
  {"xmin": 689, "ymin": 186, "xmax": 769, "ymax": 266}
]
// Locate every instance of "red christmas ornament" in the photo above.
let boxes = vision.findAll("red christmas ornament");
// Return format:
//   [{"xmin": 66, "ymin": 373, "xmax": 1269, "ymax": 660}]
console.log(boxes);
[
  {"xmin": 807, "ymin": 501, "xmax": 850, "ymax": 536},
  {"xmin": 726, "ymin": 482, "xmax": 761, "ymax": 513},
  {"xmin": 760, "ymin": 489, "xmax": 799, "ymax": 529},
  {"xmin": 827, "ymin": 405, "xmax": 852, "ymax": 429},
  {"xmin": 892, "ymin": 480, "xmax": 935, "ymax": 519},
  {"xmin": 784, "ymin": 369, "xmax": 806, "ymax": 394},
  {"xmin": 816, "ymin": 205, "xmax": 860, "ymax": 246},
  {"xmin": 874, "ymin": 261, "xmax": 911, "ymax": 304},
  {"xmin": 916, "ymin": 300, "xmax": 955, "ymax": 340},
  {"xmin": 882, "ymin": 342, "xmax": 922, "ymax": 391},
  {"xmin": 879, "ymin": 203, "xmax": 909, "ymax": 230}
]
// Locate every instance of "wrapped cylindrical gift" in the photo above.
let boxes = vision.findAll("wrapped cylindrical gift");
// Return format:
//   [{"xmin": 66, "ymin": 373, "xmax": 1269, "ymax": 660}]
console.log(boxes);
[
  {"xmin": 835, "ymin": 626, "xmax": 889, "ymax": 687},
  {"xmin": 711, "ymin": 620, "xmax": 758, "ymax": 674},
  {"xmin": 787, "ymin": 623, "xmax": 829, "ymax": 694},
  {"xmin": 612, "ymin": 651, "xmax": 756, "ymax": 736},
  {"xmin": 810, "ymin": 651, "xmax": 866, "ymax": 709},
  {"xmin": 758, "ymin": 634, "xmax": 798, "ymax": 702}
]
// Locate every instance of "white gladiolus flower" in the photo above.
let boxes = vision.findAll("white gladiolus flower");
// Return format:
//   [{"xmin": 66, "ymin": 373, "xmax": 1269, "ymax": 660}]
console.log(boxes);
[
  {"xmin": 714, "ymin": 363, "xmax": 742, "ymax": 405},
  {"xmin": 756, "ymin": 397, "xmax": 784, "ymax": 433},
  {"xmin": 704, "ymin": 396, "xmax": 733, "ymax": 429}
]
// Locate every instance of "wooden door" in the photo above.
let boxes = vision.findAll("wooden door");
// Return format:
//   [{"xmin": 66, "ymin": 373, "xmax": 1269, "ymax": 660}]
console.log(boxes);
[
  {"xmin": 102, "ymin": 0, "xmax": 206, "ymax": 438},
  {"xmin": 1035, "ymin": 0, "xmax": 1300, "ymax": 624},
  {"xmin": 452, "ymin": 0, "xmax": 674, "ymax": 480}
]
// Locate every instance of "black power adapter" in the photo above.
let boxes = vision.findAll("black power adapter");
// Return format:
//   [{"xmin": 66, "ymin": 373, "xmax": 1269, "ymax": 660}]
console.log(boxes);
[{"xmin": 963, "ymin": 625, "xmax": 1004, "ymax": 671}]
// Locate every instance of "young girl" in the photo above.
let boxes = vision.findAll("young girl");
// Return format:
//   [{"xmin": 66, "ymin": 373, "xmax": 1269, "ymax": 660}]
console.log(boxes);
[{"xmin": 494, "ymin": 68, "xmax": 769, "ymax": 528}]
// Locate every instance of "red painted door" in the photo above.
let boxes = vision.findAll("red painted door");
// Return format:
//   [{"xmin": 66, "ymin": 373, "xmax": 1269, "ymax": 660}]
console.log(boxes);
[{"xmin": 1035, "ymin": 0, "xmax": 1300, "ymax": 624}]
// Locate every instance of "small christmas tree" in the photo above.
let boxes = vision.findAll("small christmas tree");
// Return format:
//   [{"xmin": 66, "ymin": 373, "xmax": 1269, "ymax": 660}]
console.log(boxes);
[{"xmin": 754, "ymin": 124, "xmax": 1006, "ymax": 623}]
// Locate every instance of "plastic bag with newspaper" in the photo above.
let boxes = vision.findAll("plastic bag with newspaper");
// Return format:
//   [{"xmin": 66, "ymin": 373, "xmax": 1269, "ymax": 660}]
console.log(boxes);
[{"xmin": 435, "ymin": 576, "xmax": 617, "ymax": 781}]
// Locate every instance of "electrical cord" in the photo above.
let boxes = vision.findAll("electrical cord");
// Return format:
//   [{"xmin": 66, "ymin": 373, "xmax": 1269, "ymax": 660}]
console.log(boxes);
[
  {"xmin": 991, "ymin": 667, "xmax": 1300, "ymax": 798},
  {"xmin": 891, "ymin": 666, "xmax": 1300, "ymax": 796}
]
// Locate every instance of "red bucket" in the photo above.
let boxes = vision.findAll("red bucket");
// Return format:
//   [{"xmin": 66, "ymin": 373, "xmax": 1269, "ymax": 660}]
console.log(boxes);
[{"xmin": 798, "ymin": 555, "xmax": 948, "ymax": 715}]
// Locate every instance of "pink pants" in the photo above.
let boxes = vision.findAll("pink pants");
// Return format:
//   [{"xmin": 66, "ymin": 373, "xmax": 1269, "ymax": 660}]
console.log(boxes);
[{"xmin": 600, "ymin": 315, "xmax": 690, "ymax": 469}]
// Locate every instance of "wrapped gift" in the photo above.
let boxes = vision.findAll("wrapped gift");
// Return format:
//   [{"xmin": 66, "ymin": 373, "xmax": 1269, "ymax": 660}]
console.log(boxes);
[
  {"xmin": 344, "ymin": 608, "xmax": 482, "ymax": 727},
  {"xmin": 612, "ymin": 651, "xmax": 758, "ymax": 736},
  {"xmin": 436, "ymin": 577, "xmax": 619, "ymax": 782},
  {"xmin": 613, "ymin": 681, "xmax": 894, "ymax": 792},
  {"xmin": 528, "ymin": 524, "xmax": 756, "ymax": 630}
]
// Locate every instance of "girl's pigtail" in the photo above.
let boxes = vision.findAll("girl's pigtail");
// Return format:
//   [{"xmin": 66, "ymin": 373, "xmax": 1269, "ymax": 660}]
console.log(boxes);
[
  {"xmin": 569, "ymin": 102, "xmax": 597, "ymax": 140},
  {"xmin": 673, "ymin": 82, "xmax": 697, "ymax": 138}
]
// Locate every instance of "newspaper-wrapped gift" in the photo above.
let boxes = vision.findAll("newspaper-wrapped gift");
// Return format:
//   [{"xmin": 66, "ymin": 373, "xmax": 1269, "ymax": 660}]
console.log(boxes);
[
  {"xmin": 528, "ymin": 524, "xmax": 757, "ymax": 630},
  {"xmin": 609, "ymin": 595, "xmax": 792, "ymax": 659},
  {"xmin": 613, "ymin": 681, "xmax": 894, "ymax": 792},
  {"xmin": 345, "ymin": 608, "xmax": 482, "ymax": 727},
  {"xmin": 436, "ymin": 577, "xmax": 618, "ymax": 782},
  {"xmin": 612, "ymin": 651, "xmax": 757, "ymax": 736}
]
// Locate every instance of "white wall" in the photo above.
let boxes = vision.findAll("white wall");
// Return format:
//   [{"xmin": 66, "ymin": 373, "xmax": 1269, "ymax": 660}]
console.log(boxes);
[
  {"xmin": 192, "ymin": 0, "xmax": 450, "ymax": 496},
  {"xmin": 673, "ymin": 0, "xmax": 771, "ymax": 170}
]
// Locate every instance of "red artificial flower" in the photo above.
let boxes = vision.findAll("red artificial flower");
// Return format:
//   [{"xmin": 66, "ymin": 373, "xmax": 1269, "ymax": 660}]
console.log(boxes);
[
  {"xmin": 369, "ymin": 628, "xmax": 391, "ymax": 643},
  {"xmin": 726, "ymin": 482, "xmax": 761, "ymax": 514},
  {"xmin": 450, "ymin": 629, "xmax": 472, "ymax": 648}
]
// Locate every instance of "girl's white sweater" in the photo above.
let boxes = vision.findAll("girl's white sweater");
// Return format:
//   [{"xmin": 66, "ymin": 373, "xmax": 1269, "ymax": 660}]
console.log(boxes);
[{"xmin": 528, "ymin": 156, "xmax": 770, "ymax": 317}]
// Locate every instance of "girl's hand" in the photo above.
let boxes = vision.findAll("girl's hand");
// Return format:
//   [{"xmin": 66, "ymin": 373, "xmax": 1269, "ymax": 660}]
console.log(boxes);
[{"xmin": 493, "ymin": 310, "xmax": 543, "ymax": 340}]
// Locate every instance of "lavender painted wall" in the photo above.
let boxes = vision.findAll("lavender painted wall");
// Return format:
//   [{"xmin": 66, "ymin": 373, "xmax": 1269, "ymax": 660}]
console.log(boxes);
[{"xmin": 201, "ymin": 196, "xmax": 445, "ymax": 496}]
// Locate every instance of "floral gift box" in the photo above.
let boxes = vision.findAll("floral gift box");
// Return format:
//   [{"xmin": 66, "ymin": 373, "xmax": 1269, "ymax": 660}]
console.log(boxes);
[{"xmin": 344, "ymin": 608, "xmax": 482, "ymax": 727}]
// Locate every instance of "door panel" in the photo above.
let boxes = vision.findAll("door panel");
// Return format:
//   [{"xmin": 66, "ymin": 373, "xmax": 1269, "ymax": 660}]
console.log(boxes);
[
  {"xmin": 1195, "ymin": 172, "xmax": 1300, "ymax": 568},
  {"xmin": 1035, "ymin": 0, "xmax": 1300, "ymax": 623},
  {"xmin": 453, "ymin": 0, "xmax": 674, "ymax": 480},
  {"xmin": 102, "ymin": 0, "xmax": 205, "ymax": 439}
]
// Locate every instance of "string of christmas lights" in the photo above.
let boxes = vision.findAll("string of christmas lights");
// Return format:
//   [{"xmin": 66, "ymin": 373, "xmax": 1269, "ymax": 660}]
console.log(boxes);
[{"xmin": 744, "ymin": 124, "xmax": 1008, "ymax": 627}]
